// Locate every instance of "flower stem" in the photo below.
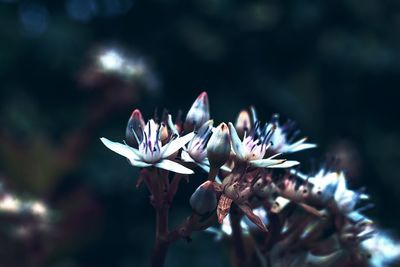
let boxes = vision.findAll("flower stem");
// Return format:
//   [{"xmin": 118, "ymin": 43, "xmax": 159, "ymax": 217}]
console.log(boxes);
[
  {"xmin": 230, "ymin": 204, "xmax": 246, "ymax": 267},
  {"xmin": 149, "ymin": 168, "xmax": 170, "ymax": 267},
  {"xmin": 151, "ymin": 205, "xmax": 170, "ymax": 267}
]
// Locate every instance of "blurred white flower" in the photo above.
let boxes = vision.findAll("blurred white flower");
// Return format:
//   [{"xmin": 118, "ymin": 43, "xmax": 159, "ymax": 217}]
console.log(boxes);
[
  {"xmin": 98, "ymin": 49, "xmax": 124, "ymax": 71},
  {"xmin": 361, "ymin": 230, "xmax": 400, "ymax": 267},
  {"xmin": 334, "ymin": 172, "xmax": 368, "ymax": 214},
  {"xmin": 0, "ymin": 195, "xmax": 21, "ymax": 213},
  {"xmin": 30, "ymin": 201, "xmax": 48, "ymax": 217}
]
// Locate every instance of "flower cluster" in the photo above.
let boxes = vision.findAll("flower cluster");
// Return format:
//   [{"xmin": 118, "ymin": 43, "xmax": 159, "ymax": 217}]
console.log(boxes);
[{"xmin": 101, "ymin": 92, "xmax": 400, "ymax": 267}]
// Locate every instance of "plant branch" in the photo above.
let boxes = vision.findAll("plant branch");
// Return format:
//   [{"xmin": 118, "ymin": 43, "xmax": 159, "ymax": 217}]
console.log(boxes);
[{"xmin": 230, "ymin": 204, "xmax": 246, "ymax": 267}]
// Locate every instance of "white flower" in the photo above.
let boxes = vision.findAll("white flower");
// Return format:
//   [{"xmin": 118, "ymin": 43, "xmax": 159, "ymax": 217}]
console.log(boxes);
[
  {"xmin": 101, "ymin": 119, "xmax": 195, "ymax": 174},
  {"xmin": 257, "ymin": 113, "xmax": 316, "ymax": 154},
  {"xmin": 306, "ymin": 170, "xmax": 340, "ymax": 205},
  {"xmin": 181, "ymin": 120, "xmax": 213, "ymax": 172},
  {"xmin": 334, "ymin": 172, "xmax": 368, "ymax": 214},
  {"xmin": 360, "ymin": 230, "xmax": 400, "ymax": 267},
  {"xmin": 0, "ymin": 195, "xmax": 21, "ymax": 213},
  {"xmin": 228, "ymin": 122, "xmax": 299, "ymax": 169}
]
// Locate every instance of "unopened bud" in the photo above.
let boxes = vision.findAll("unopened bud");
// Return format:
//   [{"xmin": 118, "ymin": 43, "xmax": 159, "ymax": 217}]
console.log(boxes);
[
  {"xmin": 235, "ymin": 109, "xmax": 251, "ymax": 139},
  {"xmin": 125, "ymin": 109, "xmax": 145, "ymax": 147},
  {"xmin": 207, "ymin": 123, "xmax": 231, "ymax": 169},
  {"xmin": 190, "ymin": 181, "xmax": 217, "ymax": 215},
  {"xmin": 184, "ymin": 92, "xmax": 210, "ymax": 132},
  {"xmin": 159, "ymin": 123, "xmax": 169, "ymax": 143}
]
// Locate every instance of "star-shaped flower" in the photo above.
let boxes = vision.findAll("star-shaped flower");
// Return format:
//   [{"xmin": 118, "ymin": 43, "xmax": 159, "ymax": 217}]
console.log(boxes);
[
  {"xmin": 228, "ymin": 122, "xmax": 299, "ymax": 168},
  {"xmin": 101, "ymin": 119, "xmax": 195, "ymax": 174}
]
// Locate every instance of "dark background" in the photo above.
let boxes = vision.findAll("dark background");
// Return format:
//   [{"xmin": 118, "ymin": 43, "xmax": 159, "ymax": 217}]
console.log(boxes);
[{"xmin": 0, "ymin": 0, "xmax": 400, "ymax": 266}]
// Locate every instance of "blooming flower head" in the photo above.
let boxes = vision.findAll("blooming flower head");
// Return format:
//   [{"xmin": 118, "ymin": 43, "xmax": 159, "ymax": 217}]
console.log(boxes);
[
  {"xmin": 181, "ymin": 120, "xmax": 214, "ymax": 171},
  {"xmin": 270, "ymin": 132, "xmax": 316, "ymax": 155},
  {"xmin": 333, "ymin": 172, "xmax": 369, "ymax": 214},
  {"xmin": 101, "ymin": 113, "xmax": 195, "ymax": 174},
  {"xmin": 228, "ymin": 122, "xmax": 299, "ymax": 169},
  {"xmin": 360, "ymin": 230, "xmax": 400, "ymax": 267},
  {"xmin": 260, "ymin": 113, "xmax": 316, "ymax": 155},
  {"xmin": 307, "ymin": 170, "xmax": 340, "ymax": 204}
]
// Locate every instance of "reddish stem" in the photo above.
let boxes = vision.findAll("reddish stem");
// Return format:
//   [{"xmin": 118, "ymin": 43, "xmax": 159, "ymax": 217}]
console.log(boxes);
[
  {"xmin": 230, "ymin": 204, "xmax": 246, "ymax": 267},
  {"xmin": 151, "ymin": 205, "xmax": 170, "ymax": 267},
  {"xmin": 149, "ymin": 168, "xmax": 170, "ymax": 267}
]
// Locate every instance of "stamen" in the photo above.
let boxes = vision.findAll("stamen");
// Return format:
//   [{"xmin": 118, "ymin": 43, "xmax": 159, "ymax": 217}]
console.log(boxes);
[
  {"xmin": 167, "ymin": 114, "xmax": 179, "ymax": 136},
  {"xmin": 250, "ymin": 106, "xmax": 258, "ymax": 124},
  {"xmin": 287, "ymin": 129, "xmax": 301, "ymax": 144},
  {"xmin": 356, "ymin": 204, "xmax": 374, "ymax": 213},
  {"xmin": 143, "ymin": 131, "xmax": 148, "ymax": 153}
]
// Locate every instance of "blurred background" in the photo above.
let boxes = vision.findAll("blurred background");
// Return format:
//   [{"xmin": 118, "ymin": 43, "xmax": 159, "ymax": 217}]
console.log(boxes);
[{"xmin": 0, "ymin": 0, "xmax": 400, "ymax": 266}]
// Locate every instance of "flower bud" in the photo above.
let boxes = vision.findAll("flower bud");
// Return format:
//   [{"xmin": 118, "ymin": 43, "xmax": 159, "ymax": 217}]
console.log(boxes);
[
  {"xmin": 125, "ymin": 109, "xmax": 145, "ymax": 147},
  {"xmin": 190, "ymin": 181, "xmax": 217, "ymax": 215},
  {"xmin": 207, "ymin": 123, "xmax": 231, "ymax": 169},
  {"xmin": 235, "ymin": 109, "xmax": 251, "ymax": 139},
  {"xmin": 159, "ymin": 123, "xmax": 169, "ymax": 143},
  {"xmin": 184, "ymin": 91, "xmax": 210, "ymax": 132}
]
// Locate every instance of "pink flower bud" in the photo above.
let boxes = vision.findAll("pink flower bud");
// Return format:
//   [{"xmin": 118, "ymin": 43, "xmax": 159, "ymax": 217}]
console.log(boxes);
[
  {"xmin": 125, "ymin": 109, "xmax": 145, "ymax": 148},
  {"xmin": 184, "ymin": 92, "xmax": 210, "ymax": 132},
  {"xmin": 235, "ymin": 109, "xmax": 252, "ymax": 139}
]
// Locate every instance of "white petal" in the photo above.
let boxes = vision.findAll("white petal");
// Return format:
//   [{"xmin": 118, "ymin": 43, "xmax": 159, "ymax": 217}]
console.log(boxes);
[
  {"xmin": 220, "ymin": 165, "xmax": 232, "ymax": 172},
  {"xmin": 268, "ymin": 160, "xmax": 300, "ymax": 168},
  {"xmin": 100, "ymin": 137, "xmax": 141, "ymax": 161},
  {"xmin": 181, "ymin": 149, "xmax": 195, "ymax": 163},
  {"xmin": 198, "ymin": 162, "xmax": 210, "ymax": 173},
  {"xmin": 167, "ymin": 114, "xmax": 179, "ymax": 136},
  {"xmin": 228, "ymin": 122, "xmax": 245, "ymax": 160},
  {"xmin": 161, "ymin": 132, "xmax": 195, "ymax": 158},
  {"xmin": 283, "ymin": 138, "xmax": 317, "ymax": 152},
  {"xmin": 267, "ymin": 153, "xmax": 282, "ymax": 159},
  {"xmin": 130, "ymin": 160, "xmax": 152, "ymax": 168},
  {"xmin": 215, "ymin": 176, "xmax": 223, "ymax": 184},
  {"xmin": 249, "ymin": 159, "xmax": 286, "ymax": 168},
  {"xmin": 154, "ymin": 159, "xmax": 194, "ymax": 174}
]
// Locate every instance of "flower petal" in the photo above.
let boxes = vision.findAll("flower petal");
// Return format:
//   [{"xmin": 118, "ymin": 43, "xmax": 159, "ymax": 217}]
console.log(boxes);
[
  {"xmin": 220, "ymin": 165, "xmax": 232, "ymax": 173},
  {"xmin": 285, "ymin": 138, "xmax": 317, "ymax": 153},
  {"xmin": 198, "ymin": 162, "xmax": 210, "ymax": 173},
  {"xmin": 161, "ymin": 132, "xmax": 195, "ymax": 158},
  {"xmin": 249, "ymin": 159, "xmax": 286, "ymax": 168},
  {"xmin": 100, "ymin": 137, "xmax": 141, "ymax": 161},
  {"xmin": 130, "ymin": 159, "xmax": 152, "ymax": 168},
  {"xmin": 181, "ymin": 149, "xmax": 195, "ymax": 163},
  {"xmin": 228, "ymin": 122, "xmax": 245, "ymax": 160},
  {"xmin": 268, "ymin": 160, "xmax": 300, "ymax": 168},
  {"xmin": 154, "ymin": 159, "xmax": 194, "ymax": 174}
]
